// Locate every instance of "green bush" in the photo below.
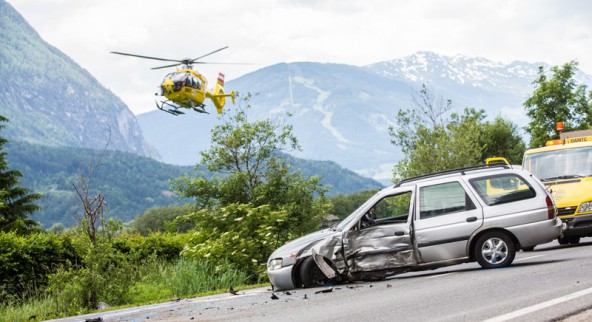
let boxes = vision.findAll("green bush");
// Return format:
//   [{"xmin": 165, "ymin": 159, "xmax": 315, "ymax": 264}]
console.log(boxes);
[
  {"xmin": 112, "ymin": 232, "xmax": 190, "ymax": 262},
  {"xmin": 181, "ymin": 203, "xmax": 288, "ymax": 281},
  {"xmin": 47, "ymin": 240, "xmax": 137, "ymax": 312},
  {"xmin": 0, "ymin": 231, "xmax": 79, "ymax": 302}
]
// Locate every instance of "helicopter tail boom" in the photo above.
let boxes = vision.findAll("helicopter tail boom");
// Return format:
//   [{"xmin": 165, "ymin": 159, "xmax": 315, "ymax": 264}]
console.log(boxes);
[{"xmin": 207, "ymin": 73, "xmax": 236, "ymax": 114}]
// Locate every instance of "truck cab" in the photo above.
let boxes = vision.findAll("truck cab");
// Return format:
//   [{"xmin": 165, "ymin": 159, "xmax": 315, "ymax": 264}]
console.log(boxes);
[{"xmin": 522, "ymin": 130, "xmax": 592, "ymax": 244}]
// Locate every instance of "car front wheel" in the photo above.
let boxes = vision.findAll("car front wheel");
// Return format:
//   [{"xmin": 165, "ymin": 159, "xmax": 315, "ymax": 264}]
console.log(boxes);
[
  {"xmin": 475, "ymin": 232, "xmax": 516, "ymax": 269},
  {"xmin": 299, "ymin": 256, "xmax": 331, "ymax": 288}
]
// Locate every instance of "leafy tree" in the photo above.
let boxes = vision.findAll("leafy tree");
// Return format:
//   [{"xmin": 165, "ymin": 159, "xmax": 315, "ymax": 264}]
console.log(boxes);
[
  {"xmin": 524, "ymin": 61, "xmax": 592, "ymax": 148},
  {"xmin": 173, "ymin": 93, "xmax": 330, "ymax": 234},
  {"xmin": 132, "ymin": 204, "xmax": 193, "ymax": 235},
  {"xmin": 390, "ymin": 85, "xmax": 526, "ymax": 181},
  {"xmin": 173, "ymin": 94, "xmax": 331, "ymax": 278},
  {"xmin": 481, "ymin": 117, "xmax": 526, "ymax": 164},
  {"xmin": 0, "ymin": 115, "xmax": 42, "ymax": 234}
]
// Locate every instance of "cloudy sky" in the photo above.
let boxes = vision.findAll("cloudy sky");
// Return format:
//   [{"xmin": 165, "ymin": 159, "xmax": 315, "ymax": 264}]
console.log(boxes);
[{"xmin": 9, "ymin": 0, "xmax": 592, "ymax": 115}]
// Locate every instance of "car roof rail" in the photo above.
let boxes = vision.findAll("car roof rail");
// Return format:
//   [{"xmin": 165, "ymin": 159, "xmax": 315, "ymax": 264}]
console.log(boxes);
[{"xmin": 394, "ymin": 164, "xmax": 511, "ymax": 187}]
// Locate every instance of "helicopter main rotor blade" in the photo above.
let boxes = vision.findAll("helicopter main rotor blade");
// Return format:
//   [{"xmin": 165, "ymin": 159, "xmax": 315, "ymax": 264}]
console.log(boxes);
[
  {"xmin": 193, "ymin": 62, "xmax": 254, "ymax": 65},
  {"xmin": 189, "ymin": 46, "xmax": 229, "ymax": 64},
  {"xmin": 151, "ymin": 63, "xmax": 182, "ymax": 70},
  {"xmin": 110, "ymin": 51, "xmax": 181, "ymax": 63}
]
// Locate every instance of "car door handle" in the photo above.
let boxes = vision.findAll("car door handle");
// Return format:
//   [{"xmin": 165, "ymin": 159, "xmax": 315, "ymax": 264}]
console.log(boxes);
[
  {"xmin": 466, "ymin": 216, "xmax": 478, "ymax": 222},
  {"xmin": 395, "ymin": 231, "xmax": 405, "ymax": 236}
]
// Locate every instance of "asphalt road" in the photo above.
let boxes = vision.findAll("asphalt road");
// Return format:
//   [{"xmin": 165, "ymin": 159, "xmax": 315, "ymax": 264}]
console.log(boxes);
[{"xmin": 48, "ymin": 238, "xmax": 592, "ymax": 322}]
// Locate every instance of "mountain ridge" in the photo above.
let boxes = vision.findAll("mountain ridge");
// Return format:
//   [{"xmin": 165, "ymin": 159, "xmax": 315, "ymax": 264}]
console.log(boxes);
[
  {"xmin": 138, "ymin": 53, "xmax": 592, "ymax": 183},
  {"xmin": 0, "ymin": 0, "xmax": 158, "ymax": 158}
]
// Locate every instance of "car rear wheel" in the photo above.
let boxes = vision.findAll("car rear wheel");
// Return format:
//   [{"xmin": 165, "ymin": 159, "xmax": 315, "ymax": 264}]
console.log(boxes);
[
  {"xmin": 475, "ymin": 232, "xmax": 516, "ymax": 269},
  {"xmin": 300, "ymin": 256, "xmax": 331, "ymax": 288}
]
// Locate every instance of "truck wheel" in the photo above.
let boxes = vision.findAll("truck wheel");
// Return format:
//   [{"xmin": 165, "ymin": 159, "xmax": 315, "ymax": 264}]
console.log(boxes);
[
  {"xmin": 558, "ymin": 236, "xmax": 570, "ymax": 245},
  {"xmin": 475, "ymin": 232, "xmax": 516, "ymax": 269},
  {"xmin": 300, "ymin": 256, "xmax": 330, "ymax": 288}
]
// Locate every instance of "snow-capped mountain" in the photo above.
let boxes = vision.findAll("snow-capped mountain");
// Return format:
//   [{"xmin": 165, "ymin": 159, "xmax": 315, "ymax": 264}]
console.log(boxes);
[{"xmin": 137, "ymin": 52, "xmax": 592, "ymax": 183}]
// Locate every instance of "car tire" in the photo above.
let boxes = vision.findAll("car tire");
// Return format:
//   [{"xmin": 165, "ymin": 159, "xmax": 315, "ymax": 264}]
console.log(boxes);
[
  {"xmin": 558, "ymin": 236, "xmax": 570, "ymax": 245},
  {"xmin": 522, "ymin": 246, "xmax": 535, "ymax": 252},
  {"xmin": 558, "ymin": 236, "xmax": 580, "ymax": 245},
  {"xmin": 300, "ymin": 256, "xmax": 330, "ymax": 288},
  {"xmin": 475, "ymin": 232, "xmax": 516, "ymax": 269},
  {"xmin": 569, "ymin": 237, "xmax": 581, "ymax": 244}
]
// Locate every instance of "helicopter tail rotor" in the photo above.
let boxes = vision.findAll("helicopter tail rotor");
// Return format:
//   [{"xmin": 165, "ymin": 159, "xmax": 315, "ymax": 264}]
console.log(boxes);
[{"xmin": 206, "ymin": 73, "xmax": 236, "ymax": 114}]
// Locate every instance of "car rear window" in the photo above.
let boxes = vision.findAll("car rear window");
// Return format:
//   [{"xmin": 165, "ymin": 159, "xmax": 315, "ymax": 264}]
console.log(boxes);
[
  {"xmin": 419, "ymin": 181, "xmax": 475, "ymax": 219},
  {"xmin": 469, "ymin": 174, "xmax": 536, "ymax": 206}
]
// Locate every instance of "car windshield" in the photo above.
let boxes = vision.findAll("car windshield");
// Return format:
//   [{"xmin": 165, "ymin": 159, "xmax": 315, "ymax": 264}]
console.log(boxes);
[
  {"xmin": 334, "ymin": 192, "xmax": 381, "ymax": 231},
  {"xmin": 523, "ymin": 146, "xmax": 592, "ymax": 181}
]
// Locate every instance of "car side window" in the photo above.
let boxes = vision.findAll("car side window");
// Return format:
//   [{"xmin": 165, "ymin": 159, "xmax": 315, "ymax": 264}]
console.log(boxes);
[
  {"xmin": 361, "ymin": 191, "xmax": 412, "ymax": 228},
  {"xmin": 419, "ymin": 181, "xmax": 475, "ymax": 219},
  {"xmin": 469, "ymin": 174, "xmax": 536, "ymax": 206}
]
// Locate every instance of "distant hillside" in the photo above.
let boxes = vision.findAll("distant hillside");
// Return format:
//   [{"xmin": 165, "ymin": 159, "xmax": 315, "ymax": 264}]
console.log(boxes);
[
  {"xmin": 5, "ymin": 141, "xmax": 196, "ymax": 228},
  {"xmin": 6, "ymin": 141, "xmax": 380, "ymax": 228},
  {"xmin": 0, "ymin": 0, "xmax": 158, "ymax": 158}
]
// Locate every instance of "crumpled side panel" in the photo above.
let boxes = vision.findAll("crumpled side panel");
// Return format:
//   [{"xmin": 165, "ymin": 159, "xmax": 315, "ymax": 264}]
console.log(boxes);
[{"xmin": 347, "ymin": 249, "xmax": 416, "ymax": 272}]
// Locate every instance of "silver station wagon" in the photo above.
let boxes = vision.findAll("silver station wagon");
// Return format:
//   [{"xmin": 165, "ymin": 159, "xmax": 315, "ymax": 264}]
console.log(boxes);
[{"xmin": 267, "ymin": 165, "xmax": 563, "ymax": 291}]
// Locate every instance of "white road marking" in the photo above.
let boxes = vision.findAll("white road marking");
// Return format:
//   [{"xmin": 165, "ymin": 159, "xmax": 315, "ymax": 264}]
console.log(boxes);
[
  {"xmin": 482, "ymin": 287, "xmax": 592, "ymax": 322},
  {"xmin": 425, "ymin": 272, "xmax": 454, "ymax": 279},
  {"xmin": 514, "ymin": 255, "xmax": 544, "ymax": 262}
]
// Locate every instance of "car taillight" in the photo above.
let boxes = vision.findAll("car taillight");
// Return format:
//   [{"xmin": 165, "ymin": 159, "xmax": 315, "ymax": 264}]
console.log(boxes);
[{"xmin": 546, "ymin": 196, "xmax": 556, "ymax": 219}]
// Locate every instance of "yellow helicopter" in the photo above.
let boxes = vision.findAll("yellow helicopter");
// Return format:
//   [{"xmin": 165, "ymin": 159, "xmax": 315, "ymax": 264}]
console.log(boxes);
[{"xmin": 111, "ymin": 46, "xmax": 236, "ymax": 115}]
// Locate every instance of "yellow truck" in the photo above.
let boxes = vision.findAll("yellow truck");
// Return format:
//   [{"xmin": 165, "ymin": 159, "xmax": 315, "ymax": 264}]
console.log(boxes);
[{"xmin": 522, "ymin": 129, "xmax": 592, "ymax": 245}]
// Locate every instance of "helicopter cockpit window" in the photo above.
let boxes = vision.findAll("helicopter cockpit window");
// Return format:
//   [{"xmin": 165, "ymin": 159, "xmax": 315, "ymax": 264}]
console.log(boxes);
[
  {"xmin": 192, "ymin": 76, "xmax": 201, "ymax": 89},
  {"xmin": 171, "ymin": 72, "xmax": 187, "ymax": 83},
  {"xmin": 185, "ymin": 75, "xmax": 201, "ymax": 89}
]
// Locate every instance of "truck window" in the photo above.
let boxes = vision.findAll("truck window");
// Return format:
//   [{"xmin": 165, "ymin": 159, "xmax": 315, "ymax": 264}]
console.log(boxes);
[
  {"xmin": 469, "ymin": 174, "xmax": 535, "ymax": 206},
  {"xmin": 524, "ymin": 147, "xmax": 592, "ymax": 181}
]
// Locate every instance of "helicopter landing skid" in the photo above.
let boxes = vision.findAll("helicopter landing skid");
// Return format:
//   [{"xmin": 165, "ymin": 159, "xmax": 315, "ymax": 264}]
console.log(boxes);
[
  {"xmin": 188, "ymin": 99, "xmax": 208, "ymax": 114},
  {"xmin": 156, "ymin": 100, "xmax": 185, "ymax": 116}
]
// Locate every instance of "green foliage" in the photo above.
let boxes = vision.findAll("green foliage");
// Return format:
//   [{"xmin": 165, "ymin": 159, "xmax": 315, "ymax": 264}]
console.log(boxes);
[
  {"xmin": 0, "ymin": 295, "xmax": 56, "ymax": 322},
  {"xmin": 46, "ymin": 223, "xmax": 138, "ymax": 311},
  {"xmin": 524, "ymin": 61, "xmax": 592, "ymax": 148},
  {"xmin": 180, "ymin": 203, "xmax": 288, "ymax": 280},
  {"xmin": 132, "ymin": 204, "xmax": 194, "ymax": 235},
  {"xmin": 480, "ymin": 117, "xmax": 526, "ymax": 164},
  {"xmin": 112, "ymin": 232, "xmax": 189, "ymax": 262},
  {"xmin": 7, "ymin": 139, "xmax": 377, "ymax": 230},
  {"xmin": 5, "ymin": 141, "xmax": 198, "ymax": 228},
  {"xmin": 329, "ymin": 189, "xmax": 379, "ymax": 219},
  {"xmin": 153, "ymin": 257, "xmax": 249, "ymax": 299},
  {"xmin": 173, "ymin": 94, "xmax": 331, "ymax": 275},
  {"xmin": 0, "ymin": 115, "xmax": 42, "ymax": 234},
  {"xmin": 0, "ymin": 231, "xmax": 79, "ymax": 303},
  {"xmin": 47, "ymin": 246, "xmax": 136, "ymax": 313},
  {"xmin": 390, "ymin": 85, "xmax": 526, "ymax": 180}
]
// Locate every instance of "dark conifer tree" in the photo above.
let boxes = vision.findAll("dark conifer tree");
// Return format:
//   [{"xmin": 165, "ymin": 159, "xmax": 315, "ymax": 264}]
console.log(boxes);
[{"xmin": 0, "ymin": 115, "xmax": 42, "ymax": 234}]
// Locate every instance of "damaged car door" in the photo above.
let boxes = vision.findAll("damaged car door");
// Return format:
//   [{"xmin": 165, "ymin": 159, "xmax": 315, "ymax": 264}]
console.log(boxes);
[{"xmin": 342, "ymin": 189, "xmax": 417, "ymax": 274}]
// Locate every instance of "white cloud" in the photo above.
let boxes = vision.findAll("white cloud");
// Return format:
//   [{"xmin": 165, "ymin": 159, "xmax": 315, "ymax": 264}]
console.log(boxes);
[{"xmin": 8, "ymin": 0, "xmax": 592, "ymax": 114}]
